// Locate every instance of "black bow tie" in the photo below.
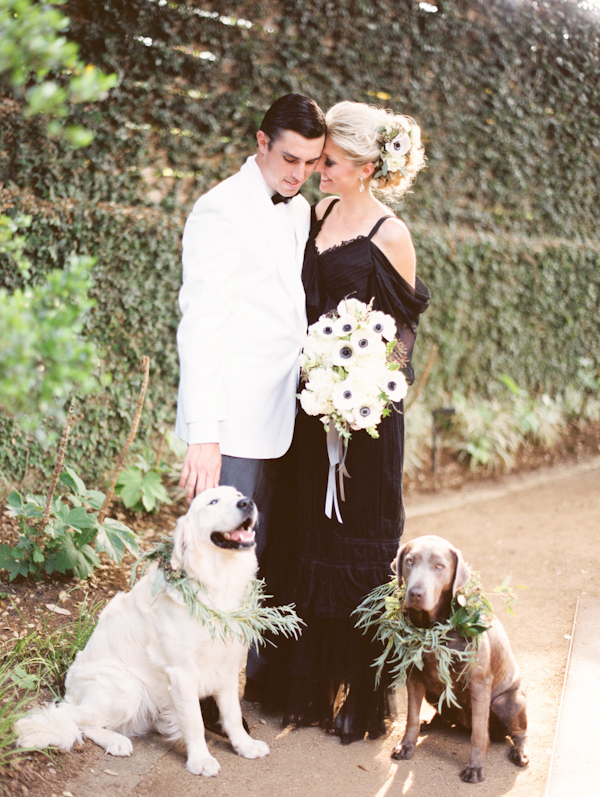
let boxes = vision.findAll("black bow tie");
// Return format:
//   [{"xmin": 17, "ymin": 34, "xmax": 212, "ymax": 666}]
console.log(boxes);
[{"xmin": 272, "ymin": 192, "xmax": 295, "ymax": 205}]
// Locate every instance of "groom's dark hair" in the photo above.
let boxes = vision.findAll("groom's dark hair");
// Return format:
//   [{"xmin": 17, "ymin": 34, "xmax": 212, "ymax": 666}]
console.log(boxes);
[{"xmin": 259, "ymin": 94, "xmax": 326, "ymax": 147}]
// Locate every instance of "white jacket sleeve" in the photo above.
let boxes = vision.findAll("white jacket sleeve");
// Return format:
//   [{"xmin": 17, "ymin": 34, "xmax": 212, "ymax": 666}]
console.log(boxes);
[{"xmin": 176, "ymin": 196, "xmax": 242, "ymax": 443}]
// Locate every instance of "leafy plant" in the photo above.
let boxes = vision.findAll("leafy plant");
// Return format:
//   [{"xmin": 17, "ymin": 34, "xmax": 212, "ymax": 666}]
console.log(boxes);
[
  {"xmin": 0, "ymin": 465, "xmax": 138, "ymax": 580},
  {"xmin": 0, "ymin": 0, "xmax": 118, "ymax": 146},
  {"xmin": 0, "ymin": 659, "xmax": 39, "ymax": 774},
  {"xmin": 0, "ymin": 358, "xmax": 150, "ymax": 582},
  {"xmin": 115, "ymin": 450, "xmax": 172, "ymax": 513},
  {"xmin": 576, "ymin": 357, "xmax": 600, "ymax": 421},
  {"xmin": 499, "ymin": 375, "xmax": 565, "ymax": 448},
  {"xmin": 445, "ymin": 378, "xmax": 569, "ymax": 473},
  {"xmin": 0, "ymin": 213, "xmax": 104, "ymax": 441}
]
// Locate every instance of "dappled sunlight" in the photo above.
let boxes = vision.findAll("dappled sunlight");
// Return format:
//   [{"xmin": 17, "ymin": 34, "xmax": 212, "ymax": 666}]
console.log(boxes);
[{"xmin": 370, "ymin": 762, "xmax": 399, "ymax": 797}]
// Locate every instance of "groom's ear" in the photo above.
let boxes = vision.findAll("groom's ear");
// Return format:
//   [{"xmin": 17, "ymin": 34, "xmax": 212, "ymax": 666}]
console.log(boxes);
[{"xmin": 257, "ymin": 130, "xmax": 270, "ymax": 154}]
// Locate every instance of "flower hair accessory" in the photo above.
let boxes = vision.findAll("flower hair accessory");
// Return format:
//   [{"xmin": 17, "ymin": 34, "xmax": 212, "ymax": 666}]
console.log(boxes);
[{"xmin": 374, "ymin": 122, "xmax": 415, "ymax": 181}]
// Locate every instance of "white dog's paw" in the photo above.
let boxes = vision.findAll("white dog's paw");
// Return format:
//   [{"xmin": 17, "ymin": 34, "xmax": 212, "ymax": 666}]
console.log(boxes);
[
  {"xmin": 105, "ymin": 736, "xmax": 133, "ymax": 757},
  {"xmin": 186, "ymin": 754, "xmax": 221, "ymax": 777},
  {"xmin": 234, "ymin": 737, "xmax": 270, "ymax": 759}
]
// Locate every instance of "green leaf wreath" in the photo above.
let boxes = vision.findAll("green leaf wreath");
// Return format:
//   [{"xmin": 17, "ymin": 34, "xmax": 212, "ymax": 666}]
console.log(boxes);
[
  {"xmin": 353, "ymin": 572, "xmax": 494, "ymax": 711},
  {"xmin": 132, "ymin": 537, "xmax": 304, "ymax": 649}
]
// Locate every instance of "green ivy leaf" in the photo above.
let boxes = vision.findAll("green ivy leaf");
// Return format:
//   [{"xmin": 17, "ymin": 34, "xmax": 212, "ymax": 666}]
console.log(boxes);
[{"xmin": 95, "ymin": 518, "xmax": 139, "ymax": 564}]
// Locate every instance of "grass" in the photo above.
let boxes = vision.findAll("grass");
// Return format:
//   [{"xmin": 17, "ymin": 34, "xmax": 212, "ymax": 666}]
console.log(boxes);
[{"xmin": 0, "ymin": 595, "xmax": 103, "ymax": 785}]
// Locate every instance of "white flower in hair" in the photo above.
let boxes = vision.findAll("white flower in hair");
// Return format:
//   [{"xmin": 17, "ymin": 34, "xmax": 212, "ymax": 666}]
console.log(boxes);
[
  {"xmin": 385, "ymin": 132, "xmax": 411, "ymax": 158},
  {"xmin": 385, "ymin": 156, "xmax": 406, "ymax": 173}
]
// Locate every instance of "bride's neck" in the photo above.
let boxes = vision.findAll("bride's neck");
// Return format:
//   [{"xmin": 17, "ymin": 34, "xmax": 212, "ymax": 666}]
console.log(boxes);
[{"xmin": 334, "ymin": 190, "xmax": 379, "ymax": 221}]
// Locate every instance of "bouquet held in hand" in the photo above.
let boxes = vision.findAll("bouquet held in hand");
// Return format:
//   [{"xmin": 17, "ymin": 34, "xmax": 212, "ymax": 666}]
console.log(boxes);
[{"xmin": 298, "ymin": 298, "xmax": 408, "ymax": 521}]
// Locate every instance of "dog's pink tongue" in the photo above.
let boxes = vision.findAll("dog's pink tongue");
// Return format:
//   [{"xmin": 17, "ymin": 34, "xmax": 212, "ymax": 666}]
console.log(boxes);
[{"xmin": 228, "ymin": 528, "xmax": 255, "ymax": 543}]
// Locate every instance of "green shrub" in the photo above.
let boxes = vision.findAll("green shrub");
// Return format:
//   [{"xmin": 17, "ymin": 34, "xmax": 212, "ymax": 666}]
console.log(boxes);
[{"xmin": 0, "ymin": 466, "xmax": 138, "ymax": 581}]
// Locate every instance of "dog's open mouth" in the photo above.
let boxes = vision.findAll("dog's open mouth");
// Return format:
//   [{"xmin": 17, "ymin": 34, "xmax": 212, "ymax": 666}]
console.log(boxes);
[{"xmin": 211, "ymin": 516, "xmax": 256, "ymax": 550}]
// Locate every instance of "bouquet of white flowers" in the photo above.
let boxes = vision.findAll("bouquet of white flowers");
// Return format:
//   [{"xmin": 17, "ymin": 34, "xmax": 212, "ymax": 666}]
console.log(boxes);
[{"xmin": 298, "ymin": 298, "xmax": 408, "ymax": 522}]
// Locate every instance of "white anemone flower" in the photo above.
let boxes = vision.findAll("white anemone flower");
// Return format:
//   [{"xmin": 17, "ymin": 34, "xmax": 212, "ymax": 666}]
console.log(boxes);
[
  {"xmin": 385, "ymin": 132, "xmax": 411, "ymax": 158},
  {"xmin": 333, "ymin": 314, "xmax": 358, "ymax": 337},
  {"xmin": 381, "ymin": 370, "xmax": 408, "ymax": 401},
  {"xmin": 350, "ymin": 327, "xmax": 383, "ymax": 357},
  {"xmin": 332, "ymin": 339, "xmax": 358, "ymax": 367},
  {"xmin": 352, "ymin": 401, "xmax": 383, "ymax": 430},
  {"xmin": 332, "ymin": 378, "xmax": 365, "ymax": 412},
  {"xmin": 337, "ymin": 297, "xmax": 367, "ymax": 318},
  {"xmin": 312, "ymin": 318, "xmax": 337, "ymax": 339},
  {"xmin": 368, "ymin": 311, "xmax": 397, "ymax": 341}
]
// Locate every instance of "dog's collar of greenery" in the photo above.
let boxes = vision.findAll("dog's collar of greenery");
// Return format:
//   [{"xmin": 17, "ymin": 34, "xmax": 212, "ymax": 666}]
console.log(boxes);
[
  {"xmin": 131, "ymin": 537, "xmax": 304, "ymax": 649},
  {"xmin": 353, "ymin": 573, "xmax": 494, "ymax": 711}
]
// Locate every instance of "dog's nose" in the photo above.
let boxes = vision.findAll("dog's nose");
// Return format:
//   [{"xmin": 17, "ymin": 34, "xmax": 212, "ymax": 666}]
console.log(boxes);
[
  {"xmin": 237, "ymin": 498, "xmax": 252, "ymax": 511},
  {"xmin": 407, "ymin": 587, "xmax": 424, "ymax": 603}
]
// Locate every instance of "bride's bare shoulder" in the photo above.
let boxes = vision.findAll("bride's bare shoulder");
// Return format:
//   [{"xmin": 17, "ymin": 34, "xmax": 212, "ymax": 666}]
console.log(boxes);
[{"xmin": 314, "ymin": 196, "xmax": 338, "ymax": 221}]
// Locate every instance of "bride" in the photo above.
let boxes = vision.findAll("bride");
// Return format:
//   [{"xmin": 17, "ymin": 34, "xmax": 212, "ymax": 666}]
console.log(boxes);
[{"xmin": 260, "ymin": 100, "xmax": 430, "ymax": 743}]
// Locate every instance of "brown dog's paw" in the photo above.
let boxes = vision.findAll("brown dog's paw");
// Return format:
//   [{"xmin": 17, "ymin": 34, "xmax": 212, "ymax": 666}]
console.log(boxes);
[
  {"xmin": 508, "ymin": 745, "xmax": 530, "ymax": 768},
  {"xmin": 391, "ymin": 742, "xmax": 415, "ymax": 760},
  {"xmin": 460, "ymin": 765, "xmax": 485, "ymax": 783}
]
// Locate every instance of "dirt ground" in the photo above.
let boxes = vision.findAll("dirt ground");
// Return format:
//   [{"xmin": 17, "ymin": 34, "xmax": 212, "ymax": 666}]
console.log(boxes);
[{"xmin": 2, "ymin": 440, "xmax": 600, "ymax": 797}]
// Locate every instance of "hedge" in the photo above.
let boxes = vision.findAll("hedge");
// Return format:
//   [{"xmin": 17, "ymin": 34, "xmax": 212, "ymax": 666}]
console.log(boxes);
[{"xmin": 1, "ymin": 0, "xmax": 599, "ymax": 479}]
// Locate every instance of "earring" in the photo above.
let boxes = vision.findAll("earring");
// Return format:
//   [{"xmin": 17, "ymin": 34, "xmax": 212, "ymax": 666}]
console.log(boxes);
[{"xmin": 359, "ymin": 177, "xmax": 365, "ymax": 193}]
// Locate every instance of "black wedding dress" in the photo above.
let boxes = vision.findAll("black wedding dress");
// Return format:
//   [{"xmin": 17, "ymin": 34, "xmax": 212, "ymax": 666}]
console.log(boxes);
[{"xmin": 261, "ymin": 199, "xmax": 430, "ymax": 742}]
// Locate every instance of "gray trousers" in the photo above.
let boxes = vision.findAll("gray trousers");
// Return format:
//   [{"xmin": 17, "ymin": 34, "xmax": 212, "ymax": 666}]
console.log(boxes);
[{"xmin": 219, "ymin": 454, "xmax": 283, "ymax": 684}]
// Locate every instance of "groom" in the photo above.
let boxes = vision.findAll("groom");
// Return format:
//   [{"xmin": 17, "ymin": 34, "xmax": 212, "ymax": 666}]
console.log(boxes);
[{"xmin": 176, "ymin": 94, "xmax": 326, "ymax": 559}]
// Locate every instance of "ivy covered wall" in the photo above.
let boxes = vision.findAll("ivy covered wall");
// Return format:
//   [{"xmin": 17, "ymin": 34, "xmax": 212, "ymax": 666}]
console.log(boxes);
[{"xmin": 1, "ymin": 0, "xmax": 599, "ymax": 477}]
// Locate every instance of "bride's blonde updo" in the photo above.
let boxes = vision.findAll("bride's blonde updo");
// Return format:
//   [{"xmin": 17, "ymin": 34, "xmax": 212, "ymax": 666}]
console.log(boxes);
[{"xmin": 325, "ymin": 101, "xmax": 426, "ymax": 200}]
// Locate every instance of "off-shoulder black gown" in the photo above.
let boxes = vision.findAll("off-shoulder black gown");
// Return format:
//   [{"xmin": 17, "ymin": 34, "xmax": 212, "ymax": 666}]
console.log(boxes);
[{"xmin": 262, "ymin": 199, "xmax": 430, "ymax": 742}]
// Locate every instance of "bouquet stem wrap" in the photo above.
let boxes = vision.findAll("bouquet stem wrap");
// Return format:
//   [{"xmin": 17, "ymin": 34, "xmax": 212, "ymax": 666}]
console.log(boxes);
[{"xmin": 325, "ymin": 426, "xmax": 350, "ymax": 523}]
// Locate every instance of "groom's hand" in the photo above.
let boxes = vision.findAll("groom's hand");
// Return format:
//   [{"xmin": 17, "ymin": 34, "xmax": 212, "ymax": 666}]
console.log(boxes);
[{"xmin": 180, "ymin": 442, "xmax": 221, "ymax": 501}]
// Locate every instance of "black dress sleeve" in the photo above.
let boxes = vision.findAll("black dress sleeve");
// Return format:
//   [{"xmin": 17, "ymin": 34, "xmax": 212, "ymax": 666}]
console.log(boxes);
[{"xmin": 370, "ymin": 248, "xmax": 430, "ymax": 384}]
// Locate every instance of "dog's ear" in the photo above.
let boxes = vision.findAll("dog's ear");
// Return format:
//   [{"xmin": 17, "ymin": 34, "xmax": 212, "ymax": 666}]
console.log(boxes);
[
  {"xmin": 170, "ymin": 514, "xmax": 189, "ymax": 571},
  {"xmin": 391, "ymin": 542, "xmax": 407, "ymax": 581},
  {"xmin": 451, "ymin": 547, "xmax": 471, "ymax": 596}
]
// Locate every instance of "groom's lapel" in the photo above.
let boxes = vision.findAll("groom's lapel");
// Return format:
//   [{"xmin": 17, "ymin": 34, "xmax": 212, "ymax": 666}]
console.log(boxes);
[{"xmin": 239, "ymin": 157, "xmax": 305, "ymax": 325}]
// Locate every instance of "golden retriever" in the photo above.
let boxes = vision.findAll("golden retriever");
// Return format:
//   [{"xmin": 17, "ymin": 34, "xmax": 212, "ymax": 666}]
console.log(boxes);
[{"xmin": 15, "ymin": 486, "xmax": 269, "ymax": 777}]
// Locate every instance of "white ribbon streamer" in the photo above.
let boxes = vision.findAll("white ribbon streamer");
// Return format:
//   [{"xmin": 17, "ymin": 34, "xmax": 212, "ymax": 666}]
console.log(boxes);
[{"xmin": 324, "ymin": 426, "xmax": 350, "ymax": 523}]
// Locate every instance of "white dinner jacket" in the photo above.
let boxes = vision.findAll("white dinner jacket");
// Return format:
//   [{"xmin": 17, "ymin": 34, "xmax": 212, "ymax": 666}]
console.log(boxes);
[{"xmin": 175, "ymin": 155, "xmax": 310, "ymax": 459}]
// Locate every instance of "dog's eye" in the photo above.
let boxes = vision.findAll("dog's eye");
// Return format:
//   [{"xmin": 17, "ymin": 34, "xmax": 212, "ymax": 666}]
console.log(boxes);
[
  {"xmin": 435, "ymin": 563, "xmax": 445, "ymax": 569},
  {"xmin": 209, "ymin": 499, "xmax": 219, "ymax": 505}
]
